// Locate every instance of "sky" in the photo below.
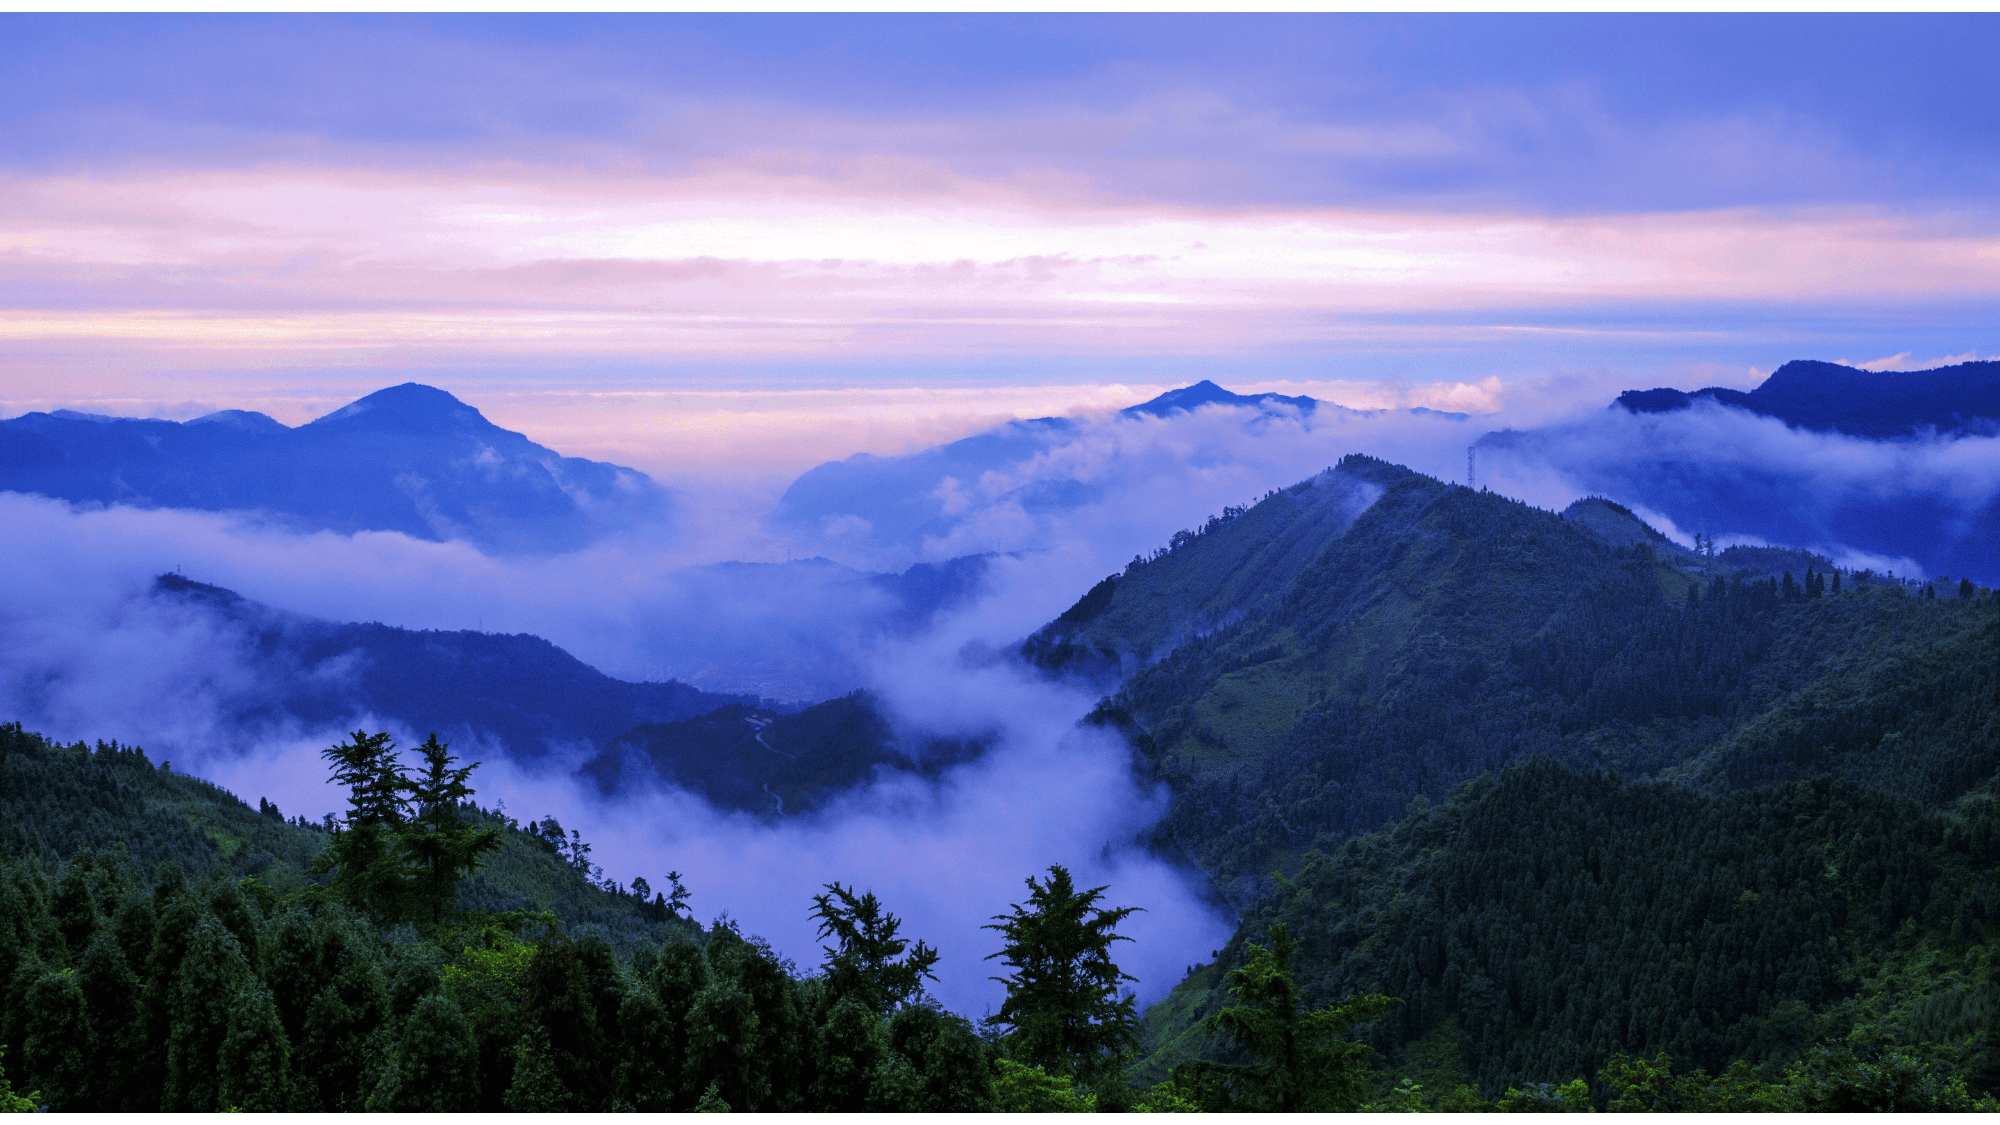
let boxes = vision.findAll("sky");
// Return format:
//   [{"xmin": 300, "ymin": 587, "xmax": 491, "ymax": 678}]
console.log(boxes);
[{"xmin": 3, "ymin": 14, "xmax": 1999, "ymax": 482}]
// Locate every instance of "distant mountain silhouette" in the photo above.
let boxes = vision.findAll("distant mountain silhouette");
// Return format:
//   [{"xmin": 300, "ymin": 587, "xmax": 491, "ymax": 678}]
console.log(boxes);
[
  {"xmin": 1471, "ymin": 358, "xmax": 2000, "ymax": 584},
  {"xmin": 578, "ymin": 693, "xmax": 988, "ymax": 817},
  {"xmin": 152, "ymin": 573, "xmax": 756, "ymax": 759},
  {"xmin": 1617, "ymin": 358, "xmax": 2000, "ymax": 438},
  {"xmin": 770, "ymin": 380, "xmax": 1459, "ymax": 565},
  {"xmin": 1121, "ymin": 379, "xmax": 1319, "ymax": 418},
  {"xmin": 0, "ymin": 383, "xmax": 672, "ymax": 553}
]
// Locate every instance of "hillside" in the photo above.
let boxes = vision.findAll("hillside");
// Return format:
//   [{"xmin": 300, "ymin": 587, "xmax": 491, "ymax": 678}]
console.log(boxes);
[
  {"xmin": 0, "ymin": 384, "xmax": 671, "ymax": 554},
  {"xmin": 152, "ymin": 574, "xmax": 758, "ymax": 762},
  {"xmin": 578, "ymin": 693, "xmax": 989, "ymax": 816},
  {"xmin": 1138, "ymin": 756, "xmax": 2000, "ymax": 1107},
  {"xmin": 1089, "ymin": 459, "xmax": 1994, "ymax": 899},
  {"xmin": 1041, "ymin": 455, "xmax": 2000, "ymax": 1101},
  {"xmin": 0, "ymin": 721, "xmax": 686, "ymax": 949}
]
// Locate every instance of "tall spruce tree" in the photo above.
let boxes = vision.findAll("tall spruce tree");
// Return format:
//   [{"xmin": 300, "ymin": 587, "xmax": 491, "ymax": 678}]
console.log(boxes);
[
  {"xmin": 982, "ymin": 865, "xmax": 1141, "ymax": 1079},
  {"xmin": 1177, "ymin": 922, "xmax": 1395, "ymax": 1112},
  {"xmin": 403, "ymin": 735, "xmax": 502, "ymax": 924}
]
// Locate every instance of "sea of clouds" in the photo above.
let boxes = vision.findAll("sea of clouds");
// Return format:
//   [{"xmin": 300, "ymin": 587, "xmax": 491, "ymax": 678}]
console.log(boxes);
[{"xmin": 6, "ymin": 368, "xmax": 2000, "ymax": 1010}]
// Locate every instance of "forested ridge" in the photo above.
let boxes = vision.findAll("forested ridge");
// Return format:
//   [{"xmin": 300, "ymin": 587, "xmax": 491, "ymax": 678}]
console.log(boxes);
[
  {"xmin": 0, "ymin": 723, "xmax": 1174, "ymax": 1112},
  {"xmin": 1044, "ymin": 456, "xmax": 2000, "ymax": 1108}
]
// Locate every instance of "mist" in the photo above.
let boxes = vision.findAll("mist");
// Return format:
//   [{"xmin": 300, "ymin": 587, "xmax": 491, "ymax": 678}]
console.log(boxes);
[
  {"xmin": 1473, "ymin": 399, "xmax": 2000, "ymax": 582},
  {"xmin": 12, "ymin": 365, "xmax": 1988, "ymax": 1015},
  {"xmin": 0, "ymin": 488, "xmax": 1237, "ymax": 1013}
]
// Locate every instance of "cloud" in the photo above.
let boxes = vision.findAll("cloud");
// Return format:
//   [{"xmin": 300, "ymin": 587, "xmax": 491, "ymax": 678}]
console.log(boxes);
[
  {"xmin": 0, "ymin": 487, "xmax": 1230, "ymax": 1012},
  {"xmin": 1840, "ymin": 349, "xmax": 1989, "ymax": 372},
  {"xmin": 1474, "ymin": 399, "xmax": 2000, "ymax": 582},
  {"xmin": 772, "ymin": 394, "xmax": 1500, "ymax": 572},
  {"xmin": 2, "ymin": 162, "xmax": 1999, "ymax": 380}
]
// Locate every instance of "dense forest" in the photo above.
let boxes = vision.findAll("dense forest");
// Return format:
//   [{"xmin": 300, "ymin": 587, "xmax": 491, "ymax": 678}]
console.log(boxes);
[
  {"xmin": 0, "ymin": 723, "xmax": 1184, "ymax": 1112},
  {"xmin": 1049, "ymin": 457, "xmax": 2000, "ymax": 1108}
]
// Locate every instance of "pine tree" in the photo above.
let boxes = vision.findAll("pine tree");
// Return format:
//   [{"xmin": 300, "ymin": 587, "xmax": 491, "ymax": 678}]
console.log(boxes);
[
  {"xmin": 983, "ymin": 865, "xmax": 1141, "ymax": 1079},
  {"xmin": 371, "ymin": 991, "xmax": 478, "ymax": 1111},
  {"xmin": 810, "ymin": 883, "xmax": 938, "ymax": 1014},
  {"xmin": 504, "ymin": 1026, "xmax": 575, "ymax": 1112},
  {"xmin": 683, "ymin": 975, "xmax": 761, "ymax": 1111},
  {"xmin": 520, "ymin": 932, "xmax": 607, "ymax": 1107},
  {"xmin": 20, "ymin": 966, "xmax": 89, "ymax": 1110},
  {"xmin": 401, "ymin": 735, "xmax": 502, "ymax": 924},
  {"xmin": 162, "ymin": 918, "xmax": 251, "ymax": 1111},
  {"xmin": 811, "ymin": 996, "xmax": 887, "ymax": 1111},
  {"xmin": 76, "ymin": 930, "xmax": 143, "ymax": 1110},
  {"xmin": 318, "ymin": 731, "xmax": 414, "ymax": 921},
  {"xmin": 1180, "ymin": 923, "xmax": 1396, "ymax": 1111},
  {"xmin": 217, "ymin": 979, "xmax": 291, "ymax": 1111}
]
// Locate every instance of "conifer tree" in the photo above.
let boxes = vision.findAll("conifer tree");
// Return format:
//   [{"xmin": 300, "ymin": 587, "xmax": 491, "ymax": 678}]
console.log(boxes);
[
  {"xmin": 20, "ymin": 966, "xmax": 89, "ymax": 1110},
  {"xmin": 983, "ymin": 864, "xmax": 1141, "ymax": 1079},
  {"xmin": 1179, "ymin": 922, "xmax": 1395, "ymax": 1111},
  {"xmin": 371, "ymin": 991, "xmax": 478, "ymax": 1111},
  {"xmin": 403, "ymin": 735, "xmax": 502, "ymax": 923},
  {"xmin": 162, "ymin": 918, "xmax": 251, "ymax": 1111},
  {"xmin": 76, "ymin": 930, "xmax": 143, "ymax": 1110},
  {"xmin": 217, "ymin": 979, "xmax": 290, "ymax": 1111},
  {"xmin": 810, "ymin": 883, "xmax": 939, "ymax": 1014},
  {"xmin": 318, "ymin": 731, "xmax": 414, "ymax": 920}
]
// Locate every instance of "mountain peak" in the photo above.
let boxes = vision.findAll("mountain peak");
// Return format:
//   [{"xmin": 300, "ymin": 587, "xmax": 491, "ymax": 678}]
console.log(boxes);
[
  {"xmin": 305, "ymin": 383, "xmax": 493, "ymax": 434},
  {"xmin": 1615, "ymin": 358, "xmax": 2000, "ymax": 438},
  {"xmin": 1122, "ymin": 380, "xmax": 1318, "ymax": 419}
]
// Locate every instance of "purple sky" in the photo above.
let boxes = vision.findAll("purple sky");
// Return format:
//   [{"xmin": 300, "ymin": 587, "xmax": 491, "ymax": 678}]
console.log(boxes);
[{"xmin": 3, "ymin": 14, "xmax": 1997, "ymax": 478}]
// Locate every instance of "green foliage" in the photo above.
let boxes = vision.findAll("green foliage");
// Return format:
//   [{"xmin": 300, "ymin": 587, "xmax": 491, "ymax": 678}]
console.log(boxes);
[
  {"xmin": 317, "ymin": 731, "xmax": 502, "ymax": 924},
  {"xmin": 810, "ymin": 882, "xmax": 938, "ymax": 1014},
  {"xmin": 991, "ymin": 1058, "xmax": 1096, "ymax": 1112},
  {"xmin": 0, "ymin": 1047, "xmax": 40, "ymax": 1113},
  {"xmin": 984, "ymin": 864, "xmax": 1141, "ymax": 1079},
  {"xmin": 1197, "ymin": 922, "xmax": 1395, "ymax": 1111}
]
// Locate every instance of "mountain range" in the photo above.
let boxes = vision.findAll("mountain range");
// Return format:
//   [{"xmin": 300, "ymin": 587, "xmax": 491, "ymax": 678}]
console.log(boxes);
[
  {"xmin": 0, "ymin": 383, "xmax": 671, "ymax": 554},
  {"xmin": 1617, "ymin": 357, "xmax": 2000, "ymax": 438},
  {"xmin": 1482, "ymin": 358, "xmax": 2000, "ymax": 584},
  {"xmin": 768, "ymin": 379, "xmax": 1464, "ymax": 567}
]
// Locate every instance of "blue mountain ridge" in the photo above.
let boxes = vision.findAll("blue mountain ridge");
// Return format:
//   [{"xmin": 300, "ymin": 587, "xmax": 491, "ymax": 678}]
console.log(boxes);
[
  {"xmin": 1616, "ymin": 358, "xmax": 2000, "ymax": 438},
  {"xmin": 769, "ymin": 379, "xmax": 1464, "ymax": 561},
  {"xmin": 1480, "ymin": 358, "xmax": 2000, "ymax": 584},
  {"xmin": 0, "ymin": 383, "xmax": 673, "ymax": 554}
]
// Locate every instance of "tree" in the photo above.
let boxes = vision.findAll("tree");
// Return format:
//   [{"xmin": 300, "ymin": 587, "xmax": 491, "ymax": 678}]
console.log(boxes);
[
  {"xmin": 0, "ymin": 1047, "xmax": 40, "ymax": 1113},
  {"xmin": 810, "ymin": 883, "xmax": 938, "ymax": 1014},
  {"xmin": 402, "ymin": 735, "xmax": 502, "ymax": 923},
  {"xmin": 370, "ymin": 992, "xmax": 478, "ymax": 1111},
  {"xmin": 1179, "ymin": 923, "xmax": 1396, "ymax": 1112},
  {"xmin": 983, "ymin": 864, "xmax": 1141, "ymax": 1078},
  {"xmin": 318, "ymin": 731, "xmax": 499, "ymax": 924},
  {"xmin": 163, "ymin": 918, "xmax": 252, "ymax": 1111},
  {"xmin": 217, "ymin": 979, "xmax": 291, "ymax": 1111},
  {"xmin": 19, "ymin": 966, "xmax": 88, "ymax": 1109},
  {"xmin": 318, "ymin": 731, "xmax": 414, "ymax": 920}
]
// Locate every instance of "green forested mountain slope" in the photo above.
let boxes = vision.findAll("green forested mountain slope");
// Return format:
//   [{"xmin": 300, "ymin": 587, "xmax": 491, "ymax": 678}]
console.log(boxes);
[
  {"xmin": 1067, "ymin": 456, "xmax": 2000, "ymax": 1103},
  {"xmin": 0, "ymin": 723, "xmax": 681, "ymax": 945},
  {"xmin": 0, "ymin": 721, "xmax": 1166, "ymax": 1113},
  {"xmin": 1022, "ymin": 459, "xmax": 1394, "ymax": 680},
  {"xmin": 1068, "ymin": 455, "xmax": 1994, "ymax": 902}
]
